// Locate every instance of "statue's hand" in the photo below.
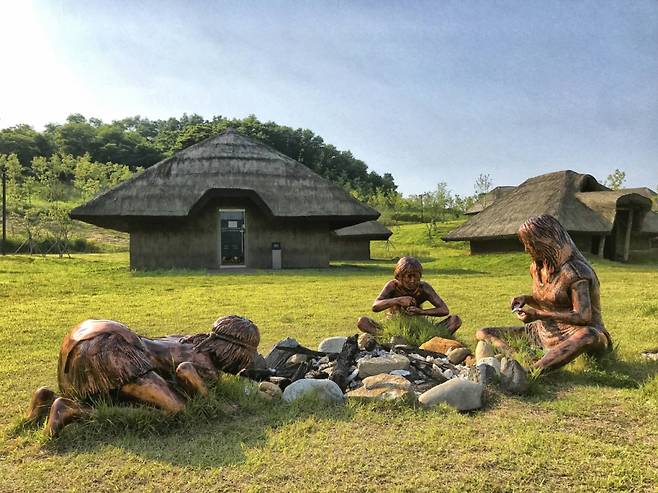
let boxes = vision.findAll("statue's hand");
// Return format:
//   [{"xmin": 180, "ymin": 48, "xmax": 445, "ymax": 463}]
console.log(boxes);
[
  {"xmin": 516, "ymin": 307, "xmax": 538, "ymax": 323},
  {"xmin": 511, "ymin": 296, "xmax": 527, "ymax": 310},
  {"xmin": 397, "ymin": 296, "xmax": 416, "ymax": 308},
  {"xmin": 405, "ymin": 306, "xmax": 423, "ymax": 315}
]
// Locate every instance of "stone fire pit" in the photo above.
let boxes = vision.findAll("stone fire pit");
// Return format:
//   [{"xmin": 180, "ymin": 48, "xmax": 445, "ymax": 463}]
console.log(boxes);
[{"xmin": 241, "ymin": 334, "xmax": 529, "ymax": 412}]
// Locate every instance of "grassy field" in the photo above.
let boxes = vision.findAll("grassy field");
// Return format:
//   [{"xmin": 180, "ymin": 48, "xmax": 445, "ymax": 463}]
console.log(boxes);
[{"xmin": 1, "ymin": 222, "xmax": 656, "ymax": 492}]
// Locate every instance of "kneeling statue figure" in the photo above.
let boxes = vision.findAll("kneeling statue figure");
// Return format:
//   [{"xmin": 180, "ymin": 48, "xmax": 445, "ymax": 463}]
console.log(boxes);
[
  {"xmin": 476, "ymin": 215, "xmax": 612, "ymax": 372},
  {"xmin": 26, "ymin": 315, "xmax": 260, "ymax": 436}
]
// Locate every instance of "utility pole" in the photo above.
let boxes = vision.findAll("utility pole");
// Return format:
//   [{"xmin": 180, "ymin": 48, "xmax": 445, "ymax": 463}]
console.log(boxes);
[{"xmin": 1, "ymin": 166, "xmax": 6, "ymax": 255}]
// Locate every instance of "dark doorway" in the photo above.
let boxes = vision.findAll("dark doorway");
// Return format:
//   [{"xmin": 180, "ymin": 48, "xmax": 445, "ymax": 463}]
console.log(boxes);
[{"xmin": 219, "ymin": 210, "xmax": 245, "ymax": 266}]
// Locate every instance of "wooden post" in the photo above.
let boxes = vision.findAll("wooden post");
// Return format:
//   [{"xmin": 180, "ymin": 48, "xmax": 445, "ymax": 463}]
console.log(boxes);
[
  {"xmin": 1, "ymin": 167, "xmax": 6, "ymax": 256},
  {"xmin": 597, "ymin": 235, "xmax": 606, "ymax": 259},
  {"xmin": 623, "ymin": 210, "xmax": 634, "ymax": 262}
]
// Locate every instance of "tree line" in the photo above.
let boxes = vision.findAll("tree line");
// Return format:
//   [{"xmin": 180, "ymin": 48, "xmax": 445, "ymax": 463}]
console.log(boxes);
[{"xmin": 0, "ymin": 113, "xmax": 396, "ymax": 199}]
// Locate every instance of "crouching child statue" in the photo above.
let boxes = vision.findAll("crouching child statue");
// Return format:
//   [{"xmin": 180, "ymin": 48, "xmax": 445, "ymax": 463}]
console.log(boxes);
[{"xmin": 25, "ymin": 315, "xmax": 260, "ymax": 436}]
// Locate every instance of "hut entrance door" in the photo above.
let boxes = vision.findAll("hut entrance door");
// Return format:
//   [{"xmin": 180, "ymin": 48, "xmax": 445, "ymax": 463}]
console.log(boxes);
[{"xmin": 219, "ymin": 210, "xmax": 246, "ymax": 267}]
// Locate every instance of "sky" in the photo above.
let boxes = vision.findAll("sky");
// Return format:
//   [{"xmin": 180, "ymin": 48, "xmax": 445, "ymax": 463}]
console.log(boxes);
[{"xmin": 0, "ymin": 0, "xmax": 656, "ymax": 196}]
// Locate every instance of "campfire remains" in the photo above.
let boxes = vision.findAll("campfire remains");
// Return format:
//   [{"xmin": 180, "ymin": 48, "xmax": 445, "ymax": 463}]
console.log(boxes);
[{"xmin": 241, "ymin": 335, "xmax": 529, "ymax": 411}]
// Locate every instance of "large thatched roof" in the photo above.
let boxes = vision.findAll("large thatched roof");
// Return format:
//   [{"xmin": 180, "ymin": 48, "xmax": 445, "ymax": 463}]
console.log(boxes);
[
  {"xmin": 465, "ymin": 186, "xmax": 516, "ymax": 215},
  {"xmin": 333, "ymin": 220, "xmax": 392, "ymax": 240},
  {"xmin": 443, "ymin": 170, "xmax": 658, "ymax": 241},
  {"xmin": 71, "ymin": 129, "xmax": 379, "ymax": 231}
]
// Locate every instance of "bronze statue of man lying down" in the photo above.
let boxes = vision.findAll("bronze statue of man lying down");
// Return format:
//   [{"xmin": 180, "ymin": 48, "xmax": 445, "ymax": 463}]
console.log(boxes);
[{"xmin": 25, "ymin": 315, "xmax": 260, "ymax": 436}]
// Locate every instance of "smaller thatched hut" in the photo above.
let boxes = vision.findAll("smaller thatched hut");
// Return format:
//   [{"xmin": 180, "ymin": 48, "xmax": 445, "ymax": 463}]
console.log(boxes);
[
  {"xmin": 443, "ymin": 170, "xmax": 658, "ymax": 261},
  {"xmin": 465, "ymin": 186, "xmax": 516, "ymax": 215},
  {"xmin": 330, "ymin": 220, "xmax": 392, "ymax": 260}
]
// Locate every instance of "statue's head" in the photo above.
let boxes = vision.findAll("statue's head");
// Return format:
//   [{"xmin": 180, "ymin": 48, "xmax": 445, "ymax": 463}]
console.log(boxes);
[
  {"xmin": 193, "ymin": 315, "xmax": 260, "ymax": 374},
  {"xmin": 394, "ymin": 256, "xmax": 423, "ymax": 292},
  {"xmin": 518, "ymin": 214, "xmax": 580, "ymax": 273}
]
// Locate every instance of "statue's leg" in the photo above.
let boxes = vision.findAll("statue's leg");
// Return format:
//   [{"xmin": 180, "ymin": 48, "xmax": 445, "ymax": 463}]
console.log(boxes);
[
  {"xmin": 357, "ymin": 316, "xmax": 382, "ymax": 335},
  {"xmin": 475, "ymin": 326, "xmax": 528, "ymax": 354},
  {"xmin": 176, "ymin": 362, "xmax": 209, "ymax": 398},
  {"xmin": 25, "ymin": 387, "xmax": 57, "ymax": 426},
  {"xmin": 45, "ymin": 397, "xmax": 91, "ymax": 437},
  {"xmin": 119, "ymin": 371, "xmax": 186, "ymax": 414},
  {"xmin": 534, "ymin": 327, "xmax": 602, "ymax": 372},
  {"xmin": 437, "ymin": 315, "xmax": 462, "ymax": 335}
]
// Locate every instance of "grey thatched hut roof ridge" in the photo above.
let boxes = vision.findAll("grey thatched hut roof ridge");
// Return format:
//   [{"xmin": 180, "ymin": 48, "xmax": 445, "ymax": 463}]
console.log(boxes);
[
  {"xmin": 444, "ymin": 171, "xmax": 609, "ymax": 241},
  {"xmin": 333, "ymin": 220, "xmax": 393, "ymax": 240},
  {"xmin": 443, "ymin": 171, "xmax": 658, "ymax": 241},
  {"xmin": 465, "ymin": 186, "xmax": 516, "ymax": 215},
  {"xmin": 70, "ymin": 129, "xmax": 379, "ymax": 231}
]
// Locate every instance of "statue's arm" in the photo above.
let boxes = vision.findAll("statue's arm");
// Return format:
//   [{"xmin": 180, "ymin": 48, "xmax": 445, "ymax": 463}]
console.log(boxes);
[
  {"xmin": 413, "ymin": 283, "xmax": 449, "ymax": 317},
  {"xmin": 372, "ymin": 281, "xmax": 414, "ymax": 312},
  {"xmin": 522, "ymin": 280, "xmax": 592, "ymax": 325}
]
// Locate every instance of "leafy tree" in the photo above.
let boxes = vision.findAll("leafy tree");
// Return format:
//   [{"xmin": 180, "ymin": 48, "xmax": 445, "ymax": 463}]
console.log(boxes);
[
  {"xmin": 45, "ymin": 203, "xmax": 73, "ymax": 258},
  {"xmin": 54, "ymin": 118, "xmax": 97, "ymax": 157},
  {"xmin": 474, "ymin": 173, "xmax": 493, "ymax": 196},
  {"xmin": 605, "ymin": 169, "xmax": 626, "ymax": 190},
  {"xmin": 0, "ymin": 124, "xmax": 53, "ymax": 166}
]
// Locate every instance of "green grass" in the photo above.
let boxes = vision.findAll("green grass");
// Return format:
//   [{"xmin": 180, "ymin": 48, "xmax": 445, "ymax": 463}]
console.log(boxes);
[
  {"xmin": 379, "ymin": 314, "xmax": 455, "ymax": 346},
  {"xmin": 1, "ymin": 223, "xmax": 657, "ymax": 492}
]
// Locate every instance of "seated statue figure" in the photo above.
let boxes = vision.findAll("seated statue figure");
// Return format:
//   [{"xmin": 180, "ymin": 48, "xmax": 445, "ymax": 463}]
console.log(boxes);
[
  {"xmin": 476, "ymin": 214, "xmax": 612, "ymax": 372},
  {"xmin": 357, "ymin": 256, "xmax": 462, "ymax": 335},
  {"xmin": 25, "ymin": 315, "xmax": 260, "ymax": 436}
]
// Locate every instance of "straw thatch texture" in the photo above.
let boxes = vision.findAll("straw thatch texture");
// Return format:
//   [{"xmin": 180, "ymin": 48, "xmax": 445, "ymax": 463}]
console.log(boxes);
[
  {"xmin": 332, "ymin": 220, "xmax": 392, "ymax": 240},
  {"xmin": 443, "ymin": 171, "xmax": 611, "ymax": 241},
  {"xmin": 465, "ymin": 186, "xmax": 516, "ymax": 215},
  {"xmin": 575, "ymin": 191, "xmax": 657, "ymax": 234},
  {"xmin": 70, "ymin": 129, "xmax": 379, "ymax": 231}
]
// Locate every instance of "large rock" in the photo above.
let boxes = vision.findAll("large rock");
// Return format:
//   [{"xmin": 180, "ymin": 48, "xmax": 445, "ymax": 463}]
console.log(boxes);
[
  {"xmin": 420, "ymin": 337, "xmax": 465, "ymax": 355},
  {"xmin": 362, "ymin": 373, "xmax": 411, "ymax": 391},
  {"xmin": 448, "ymin": 347, "xmax": 471, "ymax": 365},
  {"xmin": 282, "ymin": 379, "xmax": 344, "ymax": 403},
  {"xmin": 475, "ymin": 340, "xmax": 495, "ymax": 362},
  {"xmin": 418, "ymin": 379, "xmax": 484, "ymax": 411},
  {"xmin": 477, "ymin": 356, "xmax": 501, "ymax": 373},
  {"xmin": 358, "ymin": 333, "xmax": 377, "ymax": 351},
  {"xmin": 318, "ymin": 336, "xmax": 348, "ymax": 354},
  {"xmin": 357, "ymin": 354, "xmax": 410, "ymax": 378},
  {"xmin": 500, "ymin": 357, "xmax": 530, "ymax": 394},
  {"xmin": 347, "ymin": 385, "xmax": 416, "ymax": 403}
]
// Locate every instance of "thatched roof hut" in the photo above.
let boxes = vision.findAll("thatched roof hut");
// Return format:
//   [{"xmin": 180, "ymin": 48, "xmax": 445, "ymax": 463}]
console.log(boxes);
[
  {"xmin": 71, "ymin": 129, "xmax": 380, "ymax": 269},
  {"xmin": 330, "ymin": 220, "xmax": 393, "ymax": 260},
  {"xmin": 443, "ymin": 170, "xmax": 658, "ymax": 261}
]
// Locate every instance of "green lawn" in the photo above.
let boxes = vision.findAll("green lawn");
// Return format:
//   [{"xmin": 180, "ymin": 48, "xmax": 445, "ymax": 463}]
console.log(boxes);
[{"xmin": 1, "ymin": 223, "xmax": 656, "ymax": 492}]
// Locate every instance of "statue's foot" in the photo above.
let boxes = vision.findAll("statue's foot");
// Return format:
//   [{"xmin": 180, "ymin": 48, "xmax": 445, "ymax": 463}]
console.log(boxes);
[
  {"xmin": 357, "ymin": 316, "xmax": 382, "ymax": 335},
  {"xmin": 176, "ymin": 362, "xmax": 209, "ymax": 398},
  {"xmin": 447, "ymin": 315, "xmax": 462, "ymax": 335},
  {"xmin": 25, "ymin": 387, "xmax": 56, "ymax": 426},
  {"xmin": 45, "ymin": 397, "xmax": 90, "ymax": 437}
]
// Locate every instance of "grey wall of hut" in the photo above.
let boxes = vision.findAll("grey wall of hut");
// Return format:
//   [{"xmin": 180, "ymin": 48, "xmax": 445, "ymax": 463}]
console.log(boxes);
[
  {"xmin": 129, "ymin": 197, "xmax": 331, "ymax": 270},
  {"xmin": 467, "ymin": 231, "xmax": 652, "ymax": 260},
  {"xmin": 329, "ymin": 238, "xmax": 372, "ymax": 261}
]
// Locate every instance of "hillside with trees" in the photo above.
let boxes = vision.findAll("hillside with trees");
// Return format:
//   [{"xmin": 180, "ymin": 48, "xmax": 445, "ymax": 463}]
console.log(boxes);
[{"xmin": 0, "ymin": 113, "xmax": 487, "ymax": 254}]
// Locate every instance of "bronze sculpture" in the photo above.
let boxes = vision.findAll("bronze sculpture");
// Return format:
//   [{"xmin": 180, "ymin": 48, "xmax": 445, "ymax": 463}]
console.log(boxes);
[
  {"xmin": 476, "ymin": 215, "xmax": 612, "ymax": 372},
  {"xmin": 357, "ymin": 256, "xmax": 462, "ymax": 336},
  {"xmin": 26, "ymin": 315, "xmax": 260, "ymax": 436}
]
